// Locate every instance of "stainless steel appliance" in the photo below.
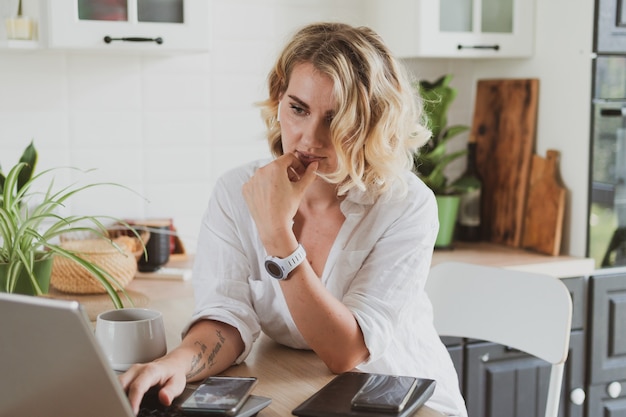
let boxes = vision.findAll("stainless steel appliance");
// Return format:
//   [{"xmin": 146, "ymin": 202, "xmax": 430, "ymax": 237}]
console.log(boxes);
[
  {"xmin": 589, "ymin": 57, "xmax": 626, "ymax": 267},
  {"xmin": 589, "ymin": 0, "xmax": 626, "ymax": 267},
  {"xmin": 595, "ymin": 0, "xmax": 626, "ymax": 53}
]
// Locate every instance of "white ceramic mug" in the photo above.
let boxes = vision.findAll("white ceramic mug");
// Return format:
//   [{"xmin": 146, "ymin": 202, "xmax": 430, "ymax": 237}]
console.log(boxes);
[{"xmin": 95, "ymin": 308, "xmax": 167, "ymax": 372}]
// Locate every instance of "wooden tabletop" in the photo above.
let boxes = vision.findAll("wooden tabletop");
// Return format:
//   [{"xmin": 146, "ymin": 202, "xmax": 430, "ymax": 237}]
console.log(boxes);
[
  {"xmin": 221, "ymin": 334, "xmax": 444, "ymax": 417},
  {"xmin": 126, "ymin": 271, "xmax": 443, "ymax": 417},
  {"xmin": 124, "ymin": 242, "xmax": 595, "ymax": 416}
]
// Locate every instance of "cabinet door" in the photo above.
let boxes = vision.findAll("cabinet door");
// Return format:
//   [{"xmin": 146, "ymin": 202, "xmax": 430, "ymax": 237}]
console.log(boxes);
[
  {"xmin": 564, "ymin": 331, "xmax": 586, "ymax": 417},
  {"xmin": 587, "ymin": 381, "xmax": 626, "ymax": 417},
  {"xmin": 465, "ymin": 332, "xmax": 584, "ymax": 417},
  {"xmin": 43, "ymin": 0, "xmax": 209, "ymax": 51},
  {"xmin": 365, "ymin": 0, "xmax": 534, "ymax": 58},
  {"xmin": 589, "ymin": 272, "xmax": 626, "ymax": 385}
]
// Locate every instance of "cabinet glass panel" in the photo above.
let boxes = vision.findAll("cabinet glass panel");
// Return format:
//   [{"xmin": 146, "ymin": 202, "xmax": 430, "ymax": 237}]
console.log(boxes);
[
  {"xmin": 137, "ymin": 0, "xmax": 183, "ymax": 23},
  {"xmin": 482, "ymin": 0, "xmax": 513, "ymax": 33},
  {"xmin": 440, "ymin": 0, "xmax": 473, "ymax": 32},
  {"xmin": 78, "ymin": 0, "xmax": 128, "ymax": 22}
]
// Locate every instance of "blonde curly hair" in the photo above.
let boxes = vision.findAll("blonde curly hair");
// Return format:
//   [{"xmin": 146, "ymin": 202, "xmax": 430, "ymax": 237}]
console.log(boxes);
[{"xmin": 259, "ymin": 22, "xmax": 430, "ymax": 198}]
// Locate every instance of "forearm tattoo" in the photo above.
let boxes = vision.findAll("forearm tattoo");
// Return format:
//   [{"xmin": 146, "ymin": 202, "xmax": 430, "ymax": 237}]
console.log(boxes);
[{"xmin": 186, "ymin": 330, "xmax": 226, "ymax": 379}]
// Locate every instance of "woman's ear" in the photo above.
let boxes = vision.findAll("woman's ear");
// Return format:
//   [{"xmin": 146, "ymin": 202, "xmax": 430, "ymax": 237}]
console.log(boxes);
[{"xmin": 277, "ymin": 100, "xmax": 282, "ymax": 123}]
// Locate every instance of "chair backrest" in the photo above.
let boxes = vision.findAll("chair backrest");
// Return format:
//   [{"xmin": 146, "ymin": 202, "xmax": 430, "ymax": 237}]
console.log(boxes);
[{"xmin": 426, "ymin": 262, "xmax": 573, "ymax": 417}]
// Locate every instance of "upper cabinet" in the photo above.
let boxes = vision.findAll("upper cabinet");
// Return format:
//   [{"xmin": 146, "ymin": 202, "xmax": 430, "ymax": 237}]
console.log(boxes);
[
  {"xmin": 365, "ymin": 0, "xmax": 535, "ymax": 58},
  {"xmin": 1, "ymin": 0, "xmax": 210, "ymax": 52},
  {"xmin": 44, "ymin": 0, "xmax": 209, "ymax": 51}
]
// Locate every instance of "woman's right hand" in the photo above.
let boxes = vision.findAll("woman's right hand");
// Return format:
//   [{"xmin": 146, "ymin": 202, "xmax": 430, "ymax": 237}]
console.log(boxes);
[
  {"xmin": 118, "ymin": 353, "xmax": 188, "ymax": 415},
  {"xmin": 242, "ymin": 153, "xmax": 318, "ymax": 251},
  {"xmin": 119, "ymin": 320, "xmax": 245, "ymax": 415}
]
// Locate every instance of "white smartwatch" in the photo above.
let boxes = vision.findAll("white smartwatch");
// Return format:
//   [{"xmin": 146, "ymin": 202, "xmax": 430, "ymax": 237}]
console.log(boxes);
[{"xmin": 264, "ymin": 244, "xmax": 307, "ymax": 280}]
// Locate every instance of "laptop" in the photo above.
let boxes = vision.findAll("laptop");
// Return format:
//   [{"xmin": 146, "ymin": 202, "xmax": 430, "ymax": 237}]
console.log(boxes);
[{"xmin": 0, "ymin": 293, "xmax": 271, "ymax": 417}]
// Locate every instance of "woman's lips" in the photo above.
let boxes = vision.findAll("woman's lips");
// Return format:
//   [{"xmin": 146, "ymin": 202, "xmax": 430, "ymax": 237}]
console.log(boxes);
[{"xmin": 296, "ymin": 151, "xmax": 323, "ymax": 167}]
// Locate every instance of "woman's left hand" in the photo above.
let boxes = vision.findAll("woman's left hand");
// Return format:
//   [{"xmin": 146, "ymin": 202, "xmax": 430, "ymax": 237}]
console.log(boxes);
[{"xmin": 242, "ymin": 154, "xmax": 318, "ymax": 250}]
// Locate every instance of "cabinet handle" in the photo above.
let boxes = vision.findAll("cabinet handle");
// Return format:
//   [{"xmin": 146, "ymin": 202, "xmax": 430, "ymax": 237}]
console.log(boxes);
[
  {"xmin": 599, "ymin": 108, "xmax": 626, "ymax": 117},
  {"xmin": 457, "ymin": 44, "xmax": 500, "ymax": 51},
  {"xmin": 103, "ymin": 36, "xmax": 163, "ymax": 45},
  {"xmin": 570, "ymin": 388, "xmax": 586, "ymax": 405}
]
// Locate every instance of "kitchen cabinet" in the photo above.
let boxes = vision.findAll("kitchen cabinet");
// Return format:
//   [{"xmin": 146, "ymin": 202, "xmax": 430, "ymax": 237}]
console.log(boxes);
[
  {"xmin": 463, "ymin": 333, "xmax": 584, "ymax": 417},
  {"xmin": 443, "ymin": 276, "xmax": 585, "ymax": 417},
  {"xmin": 587, "ymin": 382, "xmax": 626, "ymax": 416},
  {"xmin": 365, "ymin": 0, "xmax": 534, "ymax": 58},
  {"xmin": 586, "ymin": 270, "xmax": 626, "ymax": 416},
  {"xmin": 41, "ymin": 0, "xmax": 209, "ymax": 52},
  {"xmin": 431, "ymin": 244, "xmax": 626, "ymax": 417}
]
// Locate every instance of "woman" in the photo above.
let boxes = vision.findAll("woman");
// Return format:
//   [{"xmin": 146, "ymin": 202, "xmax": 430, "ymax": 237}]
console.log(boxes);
[{"xmin": 121, "ymin": 22, "xmax": 467, "ymax": 417}]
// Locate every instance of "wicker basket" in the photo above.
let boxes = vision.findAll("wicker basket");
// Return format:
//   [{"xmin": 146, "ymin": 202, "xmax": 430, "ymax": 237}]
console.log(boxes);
[
  {"xmin": 105, "ymin": 228, "xmax": 150, "ymax": 261},
  {"xmin": 51, "ymin": 237, "xmax": 139, "ymax": 294}
]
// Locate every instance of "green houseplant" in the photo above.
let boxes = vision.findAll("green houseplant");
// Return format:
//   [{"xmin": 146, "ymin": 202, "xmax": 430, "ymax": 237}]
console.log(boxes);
[
  {"xmin": 414, "ymin": 74, "xmax": 470, "ymax": 248},
  {"xmin": 0, "ymin": 142, "xmax": 139, "ymax": 308}
]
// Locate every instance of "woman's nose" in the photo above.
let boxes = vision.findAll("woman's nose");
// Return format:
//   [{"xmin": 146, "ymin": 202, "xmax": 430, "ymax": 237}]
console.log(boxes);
[{"xmin": 301, "ymin": 119, "xmax": 329, "ymax": 148}]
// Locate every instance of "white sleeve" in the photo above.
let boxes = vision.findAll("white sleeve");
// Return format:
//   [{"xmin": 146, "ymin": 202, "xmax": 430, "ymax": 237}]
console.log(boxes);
[
  {"xmin": 184, "ymin": 173, "xmax": 261, "ymax": 364},
  {"xmin": 342, "ymin": 186, "xmax": 438, "ymax": 363}
]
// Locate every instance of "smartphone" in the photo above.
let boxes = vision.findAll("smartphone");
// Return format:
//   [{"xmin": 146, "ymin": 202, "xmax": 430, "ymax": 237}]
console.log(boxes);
[
  {"xmin": 179, "ymin": 376, "xmax": 258, "ymax": 416},
  {"xmin": 350, "ymin": 374, "xmax": 418, "ymax": 413}
]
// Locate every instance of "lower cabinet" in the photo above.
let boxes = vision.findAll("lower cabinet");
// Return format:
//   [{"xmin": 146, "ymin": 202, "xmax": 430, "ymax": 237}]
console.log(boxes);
[
  {"xmin": 460, "ymin": 331, "xmax": 584, "ymax": 417},
  {"xmin": 587, "ymin": 270, "xmax": 626, "ymax": 416},
  {"xmin": 587, "ymin": 382, "xmax": 626, "ymax": 416},
  {"xmin": 442, "ymin": 270, "xmax": 626, "ymax": 417},
  {"xmin": 444, "ymin": 276, "xmax": 586, "ymax": 417}
]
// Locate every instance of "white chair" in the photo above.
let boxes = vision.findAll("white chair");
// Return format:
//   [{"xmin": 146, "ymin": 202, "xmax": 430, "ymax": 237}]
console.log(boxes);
[{"xmin": 426, "ymin": 261, "xmax": 573, "ymax": 417}]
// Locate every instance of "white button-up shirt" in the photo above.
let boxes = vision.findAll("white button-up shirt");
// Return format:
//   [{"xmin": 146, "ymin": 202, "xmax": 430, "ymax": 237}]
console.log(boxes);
[{"xmin": 188, "ymin": 159, "xmax": 467, "ymax": 416}]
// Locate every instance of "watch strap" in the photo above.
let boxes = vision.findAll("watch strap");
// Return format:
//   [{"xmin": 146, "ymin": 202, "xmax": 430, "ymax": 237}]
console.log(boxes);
[{"xmin": 264, "ymin": 244, "xmax": 306, "ymax": 280}]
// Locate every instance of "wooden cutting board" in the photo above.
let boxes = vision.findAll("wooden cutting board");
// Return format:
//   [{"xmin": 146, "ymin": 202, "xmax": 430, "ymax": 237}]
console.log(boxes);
[
  {"xmin": 471, "ymin": 78, "xmax": 539, "ymax": 247},
  {"xmin": 521, "ymin": 150, "xmax": 566, "ymax": 256}
]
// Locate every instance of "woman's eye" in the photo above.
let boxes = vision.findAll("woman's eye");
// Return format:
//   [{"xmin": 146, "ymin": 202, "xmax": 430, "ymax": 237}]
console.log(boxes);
[{"xmin": 290, "ymin": 104, "xmax": 307, "ymax": 116}]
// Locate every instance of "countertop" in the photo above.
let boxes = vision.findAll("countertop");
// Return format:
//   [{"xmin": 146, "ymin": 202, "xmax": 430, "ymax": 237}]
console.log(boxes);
[{"xmin": 432, "ymin": 241, "xmax": 595, "ymax": 278}]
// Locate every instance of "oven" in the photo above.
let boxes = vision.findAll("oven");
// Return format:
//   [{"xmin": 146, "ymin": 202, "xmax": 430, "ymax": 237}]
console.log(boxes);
[
  {"xmin": 595, "ymin": 0, "xmax": 626, "ymax": 53},
  {"xmin": 589, "ymin": 56, "xmax": 626, "ymax": 267}
]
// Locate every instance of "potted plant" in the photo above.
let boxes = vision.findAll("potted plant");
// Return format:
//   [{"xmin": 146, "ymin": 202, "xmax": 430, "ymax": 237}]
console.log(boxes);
[
  {"xmin": 0, "ymin": 141, "xmax": 140, "ymax": 308},
  {"xmin": 413, "ymin": 74, "xmax": 470, "ymax": 248}
]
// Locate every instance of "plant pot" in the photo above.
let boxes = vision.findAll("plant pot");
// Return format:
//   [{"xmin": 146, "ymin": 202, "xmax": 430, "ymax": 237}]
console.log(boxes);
[
  {"xmin": 435, "ymin": 195, "xmax": 461, "ymax": 250},
  {"xmin": 0, "ymin": 257, "xmax": 53, "ymax": 295}
]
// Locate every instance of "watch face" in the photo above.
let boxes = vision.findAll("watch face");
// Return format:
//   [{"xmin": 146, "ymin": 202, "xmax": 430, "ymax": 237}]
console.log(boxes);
[{"xmin": 265, "ymin": 260, "xmax": 283, "ymax": 279}]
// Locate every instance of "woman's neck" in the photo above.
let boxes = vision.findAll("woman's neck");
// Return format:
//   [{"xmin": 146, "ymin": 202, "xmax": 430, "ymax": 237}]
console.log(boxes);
[{"xmin": 300, "ymin": 178, "xmax": 344, "ymax": 212}]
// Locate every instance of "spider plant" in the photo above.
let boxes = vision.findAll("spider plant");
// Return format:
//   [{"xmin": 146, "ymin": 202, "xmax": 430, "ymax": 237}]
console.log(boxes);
[{"xmin": 0, "ymin": 145, "xmax": 140, "ymax": 308}]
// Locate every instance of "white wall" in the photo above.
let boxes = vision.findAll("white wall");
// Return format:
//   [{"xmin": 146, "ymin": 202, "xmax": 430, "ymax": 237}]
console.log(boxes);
[{"xmin": 0, "ymin": 0, "xmax": 593, "ymax": 257}]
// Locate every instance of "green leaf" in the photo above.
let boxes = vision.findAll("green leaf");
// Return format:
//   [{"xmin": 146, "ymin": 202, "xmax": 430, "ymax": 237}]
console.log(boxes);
[{"xmin": 17, "ymin": 140, "xmax": 37, "ymax": 193}]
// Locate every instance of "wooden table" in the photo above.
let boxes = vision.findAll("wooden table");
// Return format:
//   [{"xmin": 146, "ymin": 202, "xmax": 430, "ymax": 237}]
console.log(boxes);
[{"xmin": 121, "ymin": 268, "xmax": 443, "ymax": 416}]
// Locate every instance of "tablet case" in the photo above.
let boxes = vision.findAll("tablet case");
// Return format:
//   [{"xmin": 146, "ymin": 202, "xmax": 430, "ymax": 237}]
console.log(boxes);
[{"xmin": 291, "ymin": 372, "xmax": 436, "ymax": 417}]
